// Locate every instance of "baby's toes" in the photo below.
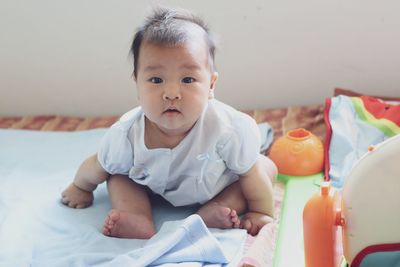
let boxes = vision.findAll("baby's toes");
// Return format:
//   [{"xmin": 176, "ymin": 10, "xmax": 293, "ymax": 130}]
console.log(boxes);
[
  {"xmin": 240, "ymin": 219, "xmax": 252, "ymax": 232},
  {"xmin": 229, "ymin": 210, "xmax": 240, "ymax": 228},
  {"xmin": 221, "ymin": 207, "xmax": 232, "ymax": 217},
  {"xmin": 232, "ymin": 217, "xmax": 240, "ymax": 228},
  {"xmin": 248, "ymin": 223, "xmax": 260, "ymax": 236},
  {"xmin": 229, "ymin": 209, "xmax": 237, "ymax": 218}
]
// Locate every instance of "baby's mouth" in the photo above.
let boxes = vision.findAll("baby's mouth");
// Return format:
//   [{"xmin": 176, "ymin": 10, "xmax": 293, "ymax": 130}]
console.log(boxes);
[{"xmin": 163, "ymin": 107, "xmax": 181, "ymax": 114}]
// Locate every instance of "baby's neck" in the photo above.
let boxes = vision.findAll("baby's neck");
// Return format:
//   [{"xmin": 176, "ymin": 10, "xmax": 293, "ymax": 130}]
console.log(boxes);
[{"xmin": 144, "ymin": 117, "xmax": 192, "ymax": 149}]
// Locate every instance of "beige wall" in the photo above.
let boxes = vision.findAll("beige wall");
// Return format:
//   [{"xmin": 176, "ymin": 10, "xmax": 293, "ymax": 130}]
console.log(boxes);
[{"xmin": 1, "ymin": 0, "xmax": 399, "ymax": 116}]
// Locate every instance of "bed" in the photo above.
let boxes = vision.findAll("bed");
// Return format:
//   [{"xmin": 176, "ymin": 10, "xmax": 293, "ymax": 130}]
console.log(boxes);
[{"xmin": 0, "ymin": 103, "xmax": 325, "ymax": 267}]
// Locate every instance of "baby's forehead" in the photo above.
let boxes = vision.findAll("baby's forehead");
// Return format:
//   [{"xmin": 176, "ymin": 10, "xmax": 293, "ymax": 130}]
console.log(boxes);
[
  {"xmin": 141, "ymin": 40, "xmax": 208, "ymax": 63},
  {"xmin": 137, "ymin": 41, "xmax": 212, "ymax": 74}
]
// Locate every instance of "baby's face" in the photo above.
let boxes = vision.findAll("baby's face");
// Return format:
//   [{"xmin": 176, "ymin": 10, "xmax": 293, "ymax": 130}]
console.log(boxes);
[{"xmin": 135, "ymin": 38, "xmax": 217, "ymax": 136}]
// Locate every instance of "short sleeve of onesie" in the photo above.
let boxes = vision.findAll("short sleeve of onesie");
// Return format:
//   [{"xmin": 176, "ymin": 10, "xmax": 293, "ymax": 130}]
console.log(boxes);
[
  {"xmin": 217, "ymin": 114, "xmax": 261, "ymax": 175},
  {"xmin": 97, "ymin": 111, "xmax": 136, "ymax": 175}
]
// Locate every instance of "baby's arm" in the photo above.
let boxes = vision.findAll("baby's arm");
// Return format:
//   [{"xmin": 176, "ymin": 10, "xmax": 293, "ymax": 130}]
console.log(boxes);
[
  {"xmin": 61, "ymin": 154, "xmax": 109, "ymax": 208},
  {"xmin": 239, "ymin": 156, "xmax": 276, "ymax": 235}
]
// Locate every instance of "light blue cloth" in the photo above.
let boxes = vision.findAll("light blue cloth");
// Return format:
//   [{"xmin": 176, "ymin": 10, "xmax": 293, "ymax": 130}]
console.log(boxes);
[
  {"xmin": 258, "ymin": 122, "xmax": 274, "ymax": 154},
  {"xmin": 327, "ymin": 96, "xmax": 387, "ymax": 188},
  {"xmin": 0, "ymin": 129, "xmax": 247, "ymax": 267}
]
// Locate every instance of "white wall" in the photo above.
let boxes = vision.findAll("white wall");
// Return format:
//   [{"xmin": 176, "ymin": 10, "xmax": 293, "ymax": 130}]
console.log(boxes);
[{"xmin": 1, "ymin": 0, "xmax": 399, "ymax": 116}]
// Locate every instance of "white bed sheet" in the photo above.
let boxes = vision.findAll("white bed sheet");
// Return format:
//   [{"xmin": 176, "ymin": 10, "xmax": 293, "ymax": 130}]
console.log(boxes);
[{"xmin": 0, "ymin": 129, "xmax": 247, "ymax": 267}]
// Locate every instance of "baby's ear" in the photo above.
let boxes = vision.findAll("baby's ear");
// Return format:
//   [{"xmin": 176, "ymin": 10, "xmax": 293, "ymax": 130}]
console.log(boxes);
[
  {"xmin": 209, "ymin": 72, "xmax": 218, "ymax": 99},
  {"xmin": 210, "ymin": 72, "xmax": 218, "ymax": 89}
]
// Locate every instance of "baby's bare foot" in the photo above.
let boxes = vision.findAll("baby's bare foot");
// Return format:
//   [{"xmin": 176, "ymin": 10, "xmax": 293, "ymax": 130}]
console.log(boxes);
[
  {"xmin": 197, "ymin": 202, "xmax": 240, "ymax": 229},
  {"xmin": 240, "ymin": 212, "xmax": 273, "ymax": 236},
  {"xmin": 102, "ymin": 209, "xmax": 156, "ymax": 239},
  {"xmin": 61, "ymin": 183, "xmax": 93, "ymax": 209}
]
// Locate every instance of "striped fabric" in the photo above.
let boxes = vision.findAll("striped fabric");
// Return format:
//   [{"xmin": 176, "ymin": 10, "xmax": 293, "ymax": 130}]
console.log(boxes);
[
  {"xmin": 324, "ymin": 94, "xmax": 400, "ymax": 188},
  {"xmin": 351, "ymin": 96, "xmax": 400, "ymax": 136},
  {"xmin": 0, "ymin": 104, "xmax": 326, "ymax": 142}
]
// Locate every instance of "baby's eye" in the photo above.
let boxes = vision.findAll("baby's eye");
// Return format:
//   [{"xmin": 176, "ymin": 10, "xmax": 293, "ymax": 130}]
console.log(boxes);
[
  {"xmin": 182, "ymin": 77, "xmax": 195, "ymax": 84},
  {"xmin": 149, "ymin": 77, "xmax": 163, "ymax": 84}
]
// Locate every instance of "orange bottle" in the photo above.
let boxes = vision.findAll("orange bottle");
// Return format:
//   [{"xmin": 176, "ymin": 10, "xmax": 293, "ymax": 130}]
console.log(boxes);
[{"xmin": 303, "ymin": 182, "xmax": 338, "ymax": 267}]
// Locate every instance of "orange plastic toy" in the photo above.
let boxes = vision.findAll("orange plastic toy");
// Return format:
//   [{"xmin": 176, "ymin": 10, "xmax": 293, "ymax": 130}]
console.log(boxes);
[
  {"xmin": 303, "ymin": 182, "xmax": 340, "ymax": 267},
  {"xmin": 269, "ymin": 128, "xmax": 324, "ymax": 176}
]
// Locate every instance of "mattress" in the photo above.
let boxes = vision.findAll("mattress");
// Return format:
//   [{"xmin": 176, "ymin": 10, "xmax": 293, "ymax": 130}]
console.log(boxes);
[{"xmin": 0, "ymin": 103, "xmax": 325, "ymax": 267}]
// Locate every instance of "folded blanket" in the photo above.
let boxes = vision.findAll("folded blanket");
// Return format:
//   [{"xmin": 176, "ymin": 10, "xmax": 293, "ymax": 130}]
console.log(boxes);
[
  {"xmin": 98, "ymin": 214, "xmax": 246, "ymax": 267},
  {"xmin": 324, "ymin": 95, "xmax": 400, "ymax": 188},
  {"xmin": 0, "ymin": 129, "xmax": 247, "ymax": 267}
]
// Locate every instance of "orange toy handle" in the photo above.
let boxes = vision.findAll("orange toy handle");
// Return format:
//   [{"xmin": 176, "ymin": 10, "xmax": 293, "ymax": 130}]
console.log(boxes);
[{"xmin": 303, "ymin": 182, "xmax": 338, "ymax": 267}]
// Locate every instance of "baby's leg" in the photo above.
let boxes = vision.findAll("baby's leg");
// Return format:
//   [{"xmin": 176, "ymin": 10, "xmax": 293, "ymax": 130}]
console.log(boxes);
[
  {"xmin": 102, "ymin": 174, "xmax": 156, "ymax": 239},
  {"xmin": 239, "ymin": 155, "xmax": 277, "ymax": 235},
  {"xmin": 196, "ymin": 181, "xmax": 246, "ymax": 229}
]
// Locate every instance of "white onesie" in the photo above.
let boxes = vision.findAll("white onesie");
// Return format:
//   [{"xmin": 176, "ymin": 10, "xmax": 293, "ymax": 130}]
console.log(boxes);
[{"xmin": 97, "ymin": 99, "xmax": 262, "ymax": 206}]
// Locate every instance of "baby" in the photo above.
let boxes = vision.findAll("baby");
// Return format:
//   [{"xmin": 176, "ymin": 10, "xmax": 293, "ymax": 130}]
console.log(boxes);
[{"xmin": 61, "ymin": 7, "xmax": 277, "ymax": 239}]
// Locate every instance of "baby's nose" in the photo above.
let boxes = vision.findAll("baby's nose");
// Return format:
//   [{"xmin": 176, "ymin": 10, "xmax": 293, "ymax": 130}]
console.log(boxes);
[{"xmin": 163, "ymin": 86, "xmax": 182, "ymax": 100}]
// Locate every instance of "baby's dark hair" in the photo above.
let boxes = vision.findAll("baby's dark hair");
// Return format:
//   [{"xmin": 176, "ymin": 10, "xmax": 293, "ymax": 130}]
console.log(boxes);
[{"xmin": 130, "ymin": 7, "xmax": 217, "ymax": 78}]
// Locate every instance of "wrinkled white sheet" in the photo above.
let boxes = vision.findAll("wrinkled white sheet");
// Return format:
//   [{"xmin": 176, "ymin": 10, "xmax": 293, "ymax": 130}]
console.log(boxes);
[{"xmin": 0, "ymin": 129, "xmax": 247, "ymax": 267}]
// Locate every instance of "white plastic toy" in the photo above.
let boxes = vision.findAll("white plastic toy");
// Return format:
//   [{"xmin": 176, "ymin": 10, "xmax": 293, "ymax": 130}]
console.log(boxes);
[{"xmin": 303, "ymin": 134, "xmax": 400, "ymax": 267}]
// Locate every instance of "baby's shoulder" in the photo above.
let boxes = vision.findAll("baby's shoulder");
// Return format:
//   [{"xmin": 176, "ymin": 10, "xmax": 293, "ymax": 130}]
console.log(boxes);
[
  {"xmin": 112, "ymin": 106, "xmax": 143, "ymax": 131},
  {"xmin": 202, "ymin": 100, "xmax": 259, "ymax": 150},
  {"xmin": 207, "ymin": 100, "xmax": 257, "ymax": 132}
]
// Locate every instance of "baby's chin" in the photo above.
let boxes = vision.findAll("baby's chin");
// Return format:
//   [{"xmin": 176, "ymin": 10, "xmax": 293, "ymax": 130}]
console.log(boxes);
[{"xmin": 159, "ymin": 120, "xmax": 198, "ymax": 136}]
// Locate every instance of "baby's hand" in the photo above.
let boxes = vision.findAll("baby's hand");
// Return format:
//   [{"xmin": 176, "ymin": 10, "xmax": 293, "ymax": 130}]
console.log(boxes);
[
  {"xmin": 240, "ymin": 212, "xmax": 273, "ymax": 236},
  {"xmin": 61, "ymin": 183, "xmax": 93, "ymax": 208}
]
